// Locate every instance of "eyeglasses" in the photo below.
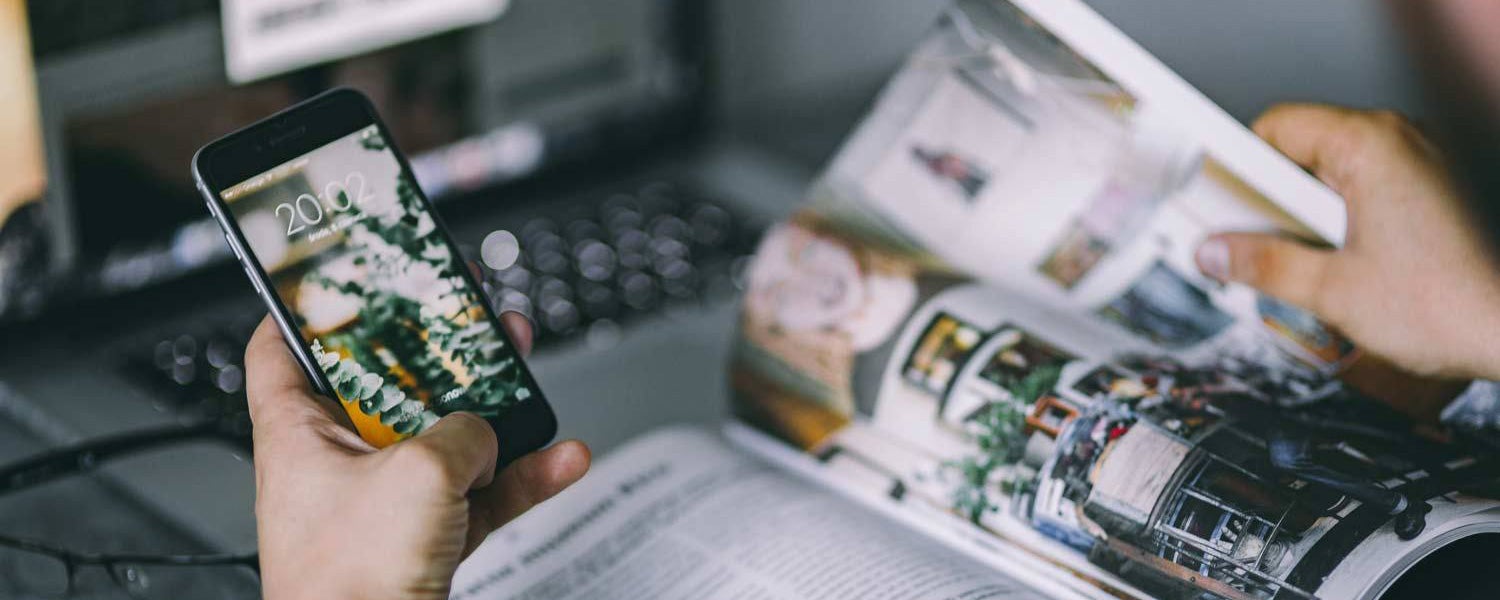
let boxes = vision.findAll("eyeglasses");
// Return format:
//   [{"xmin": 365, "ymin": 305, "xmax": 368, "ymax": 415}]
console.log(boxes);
[
  {"xmin": 0, "ymin": 535, "xmax": 259, "ymax": 599},
  {"xmin": 0, "ymin": 419, "xmax": 260, "ymax": 599}
]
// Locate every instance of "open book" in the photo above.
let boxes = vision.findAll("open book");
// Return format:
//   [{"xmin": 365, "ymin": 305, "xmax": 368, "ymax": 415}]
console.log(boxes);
[{"xmin": 452, "ymin": 1, "xmax": 1500, "ymax": 598}]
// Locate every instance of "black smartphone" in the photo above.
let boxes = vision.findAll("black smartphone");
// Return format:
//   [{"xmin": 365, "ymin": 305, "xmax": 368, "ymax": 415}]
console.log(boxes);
[{"xmin": 193, "ymin": 88, "xmax": 555, "ymax": 462}]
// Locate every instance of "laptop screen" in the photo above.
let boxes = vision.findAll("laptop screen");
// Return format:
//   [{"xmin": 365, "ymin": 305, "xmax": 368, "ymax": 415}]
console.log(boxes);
[{"xmin": 10, "ymin": 0, "xmax": 701, "ymax": 311}]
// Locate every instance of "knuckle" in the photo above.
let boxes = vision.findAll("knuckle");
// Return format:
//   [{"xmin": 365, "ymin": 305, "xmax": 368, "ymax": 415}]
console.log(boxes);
[
  {"xmin": 1255, "ymin": 102, "xmax": 1299, "ymax": 122},
  {"xmin": 1322, "ymin": 116, "xmax": 1393, "ymax": 189},
  {"xmin": 440, "ymin": 412, "xmax": 498, "ymax": 451},
  {"xmin": 391, "ymin": 442, "xmax": 454, "ymax": 483},
  {"xmin": 1368, "ymin": 109, "xmax": 1408, "ymax": 128},
  {"xmin": 447, "ymin": 411, "xmax": 489, "ymax": 432},
  {"xmin": 1341, "ymin": 115, "xmax": 1391, "ymax": 149},
  {"xmin": 1348, "ymin": 110, "xmax": 1412, "ymax": 150},
  {"xmin": 1251, "ymin": 103, "xmax": 1301, "ymax": 136},
  {"xmin": 1369, "ymin": 110, "xmax": 1434, "ymax": 156},
  {"xmin": 1253, "ymin": 102, "xmax": 1332, "ymax": 131},
  {"xmin": 1250, "ymin": 107, "xmax": 1282, "ymax": 131}
]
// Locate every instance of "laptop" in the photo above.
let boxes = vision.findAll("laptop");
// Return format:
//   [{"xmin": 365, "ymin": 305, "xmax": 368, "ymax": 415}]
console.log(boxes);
[{"xmin": 0, "ymin": 0, "xmax": 810, "ymax": 554}]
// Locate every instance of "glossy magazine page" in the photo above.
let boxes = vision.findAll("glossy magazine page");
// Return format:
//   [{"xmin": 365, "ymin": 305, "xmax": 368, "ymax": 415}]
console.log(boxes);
[{"xmin": 728, "ymin": 1, "xmax": 1500, "ymax": 599}]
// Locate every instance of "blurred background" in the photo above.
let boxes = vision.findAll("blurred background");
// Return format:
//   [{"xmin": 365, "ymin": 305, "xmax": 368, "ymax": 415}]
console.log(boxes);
[
  {"xmin": 0, "ymin": 0, "xmax": 1419, "ymax": 597},
  {"xmin": 716, "ymin": 0, "xmax": 1420, "ymax": 167}
]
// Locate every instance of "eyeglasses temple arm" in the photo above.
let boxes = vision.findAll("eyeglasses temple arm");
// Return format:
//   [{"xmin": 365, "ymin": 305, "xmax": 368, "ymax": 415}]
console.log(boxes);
[{"xmin": 0, "ymin": 422, "xmax": 222, "ymax": 494}]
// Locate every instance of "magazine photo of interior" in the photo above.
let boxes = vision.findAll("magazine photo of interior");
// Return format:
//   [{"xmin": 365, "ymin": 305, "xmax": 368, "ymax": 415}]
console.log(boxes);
[{"xmin": 938, "ymin": 322, "xmax": 1076, "ymax": 426}]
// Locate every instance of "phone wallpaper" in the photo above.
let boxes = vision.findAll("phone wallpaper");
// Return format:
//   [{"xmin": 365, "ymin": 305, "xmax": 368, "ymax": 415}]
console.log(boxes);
[{"xmin": 223, "ymin": 125, "xmax": 537, "ymax": 447}]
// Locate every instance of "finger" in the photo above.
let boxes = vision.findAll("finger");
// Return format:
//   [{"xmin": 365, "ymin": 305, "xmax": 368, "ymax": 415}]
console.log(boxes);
[
  {"xmin": 1341, "ymin": 354, "xmax": 1469, "ymax": 427},
  {"xmin": 245, "ymin": 316, "xmax": 314, "ymax": 401},
  {"xmin": 1252, "ymin": 103, "xmax": 1427, "ymax": 200},
  {"xmin": 245, "ymin": 317, "xmax": 337, "ymax": 426},
  {"xmin": 464, "ymin": 440, "xmax": 590, "ymax": 553},
  {"xmin": 397, "ymin": 412, "xmax": 500, "ymax": 492},
  {"xmin": 499, "ymin": 311, "xmax": 534, "ymax": 357},
  {"xmin": 1196, "ymin": 233, "xmax": 1337, "ymax": 316},
  {"xmin": 1248, "ymin": 103, "xmax": 1356, "ymax": 180},
  {"xmin": 245, "ymin": 316, "xmax": 368, "ymax": 453}
]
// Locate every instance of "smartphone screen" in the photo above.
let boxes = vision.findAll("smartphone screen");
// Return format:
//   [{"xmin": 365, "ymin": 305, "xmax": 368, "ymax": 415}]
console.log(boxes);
[{"xmin": 213, "ymin": 121, "xmax": 545, "ymax": 449}]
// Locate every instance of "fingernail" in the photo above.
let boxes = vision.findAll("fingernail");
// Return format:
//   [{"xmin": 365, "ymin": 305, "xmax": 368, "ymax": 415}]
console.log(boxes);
[{"xmin": 1196, "ymin": 238, "xmax": 1232, "ymax": 283}]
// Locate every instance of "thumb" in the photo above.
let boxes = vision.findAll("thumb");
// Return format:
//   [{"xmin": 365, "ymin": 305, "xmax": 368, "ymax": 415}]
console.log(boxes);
[
  {"xmin": 245, "ymin": 315, "xmax": 319, "ymax": 415},
  {"xmin": 1196, "ymin": 233, "xmax": 1336, "ymax": 316},
  {"xmin": 396, "ymin": 412, "xmax": 500, "ymax": 492},
  {"xmin": 244, "ymin": 316, "xmax": 361, "ymax": 450}
]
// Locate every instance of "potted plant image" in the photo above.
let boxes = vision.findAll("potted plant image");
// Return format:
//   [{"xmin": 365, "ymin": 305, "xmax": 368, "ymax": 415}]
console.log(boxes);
[{"xmin": 296, "ymin": 135, "xmax": 528, "ymax": 447}]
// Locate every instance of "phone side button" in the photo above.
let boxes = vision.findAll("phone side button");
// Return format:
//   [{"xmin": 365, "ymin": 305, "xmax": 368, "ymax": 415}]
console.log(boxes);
[
  {"xmin": 240, "ymin": 262, "xmax": 266, "ymax": 296},
  {"xmin": 224, "ymin": 234, "xmax": 244, "ymax": 260}
]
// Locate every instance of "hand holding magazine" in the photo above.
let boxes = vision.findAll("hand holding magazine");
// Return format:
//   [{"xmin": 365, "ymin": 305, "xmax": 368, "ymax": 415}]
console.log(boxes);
[{"xmin": 452, "ymin": 1, "xmax": 1500, "ymax": 598}]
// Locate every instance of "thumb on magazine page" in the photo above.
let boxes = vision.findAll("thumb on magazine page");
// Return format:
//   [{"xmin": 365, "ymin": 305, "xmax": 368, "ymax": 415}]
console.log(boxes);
[{"xmin": 1195, "ymin": 231, "xmax": 1331, "ymax": 315}]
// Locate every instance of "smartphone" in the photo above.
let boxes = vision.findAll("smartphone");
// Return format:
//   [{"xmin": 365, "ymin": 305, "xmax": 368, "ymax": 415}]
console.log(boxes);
[{"xmin": 193, "ymin": 88, "xmax": 555, "ymax": 462}]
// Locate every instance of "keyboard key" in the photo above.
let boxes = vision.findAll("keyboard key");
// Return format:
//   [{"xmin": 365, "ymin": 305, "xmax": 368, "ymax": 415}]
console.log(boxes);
[
  {"xmin": 172, "ymin": 335, "xmax": 198, "ymax": 366},
  {"xmin": 689, "ymin": 204, "xmax": 733, "ymax": 247},
  {"xmin": 618, "ymin": 270, "xmax": 658, "ymax": 311},
  {"xmin": 574, "ymin": 240, "xmax": 616, "ymax": 282},
  {"xmin": 649, "ymin": 238, "xmax": 690, "ymax": 262},
  {"xmin": 565, "ymin": 220, "xmax": 605, "ymax": 246},
  {"xmin": 529, "ymin": 250, "xmax": 569, "ymax": 276},
  {"xmin": 576, "ymin": 281, "xmax": 620, "ymax": 320},
  {"xmin": 495, "ymin": 289, "xmax": 532, "ymax": 318},
  {"xmin": 648, "ymin": 215, "xmax": 691, "ymax": 241},
  {"xmin": 205, "ymin": 338, "xmax": 237, "ymax": 369},
  {"xmin": 533, "ymin": 276, "xmax": 572, "ymax": 304},
  {"xmin": 540, "ymin": 298, "xmax": 581, "ymax": 335}
]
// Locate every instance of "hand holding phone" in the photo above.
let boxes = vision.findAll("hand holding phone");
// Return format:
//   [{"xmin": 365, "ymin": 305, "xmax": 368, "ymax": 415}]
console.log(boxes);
[
  {"xmin": 242, "ymin": 309, "xmax": 589, "ymax": 600},
  {"xmin": 194, "ymin": 89, "xmax": 556, "ymax": 461}
]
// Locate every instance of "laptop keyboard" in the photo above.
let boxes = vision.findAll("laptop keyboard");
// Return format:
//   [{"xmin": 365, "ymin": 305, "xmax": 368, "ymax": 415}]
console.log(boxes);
[
  {"xmin": 121, "ymin": 181, "xmax": 762, "ymax": 437},
  {"xmin": 476, "ymin": 182, "xmax": 757, "ymax": 343}
]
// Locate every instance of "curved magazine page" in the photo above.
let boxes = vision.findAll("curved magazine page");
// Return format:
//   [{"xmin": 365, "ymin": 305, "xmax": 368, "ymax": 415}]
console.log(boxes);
[
  {"xmin": 450, "ymin": 427, "xmax": 1057, "ymax": 599},
  {"xmin": 730, "ymin": 2, "xmax": 1500, "ymax": 600},
  {"xmin": 1318, "ymin": 501, "xmax": 1500, "ymax": 597}
]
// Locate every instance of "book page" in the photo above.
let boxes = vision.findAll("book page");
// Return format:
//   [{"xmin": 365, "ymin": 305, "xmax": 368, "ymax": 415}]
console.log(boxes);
[
  {"xmin": 728, "ymin": 2, "xmax": 1500, "ymax": 599},
  {"xmin": 450, "ymin": 427, "xmax": 1052, "ymax": 600},
  {"xmin": 814, "ymin": 0, "xmax": 1355, "ymax": 375}
]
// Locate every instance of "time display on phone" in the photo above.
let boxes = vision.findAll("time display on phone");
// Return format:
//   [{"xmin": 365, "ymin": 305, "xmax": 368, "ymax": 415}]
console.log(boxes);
[{"xmin": 275, "ymin": 171, "xmax": 374, "ymax": 237}]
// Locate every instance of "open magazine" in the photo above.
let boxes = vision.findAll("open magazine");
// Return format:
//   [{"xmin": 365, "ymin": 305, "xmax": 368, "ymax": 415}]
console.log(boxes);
[{"xmin": 451, "ymin": 1, "xmax": 1500, "ymax": 599}]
